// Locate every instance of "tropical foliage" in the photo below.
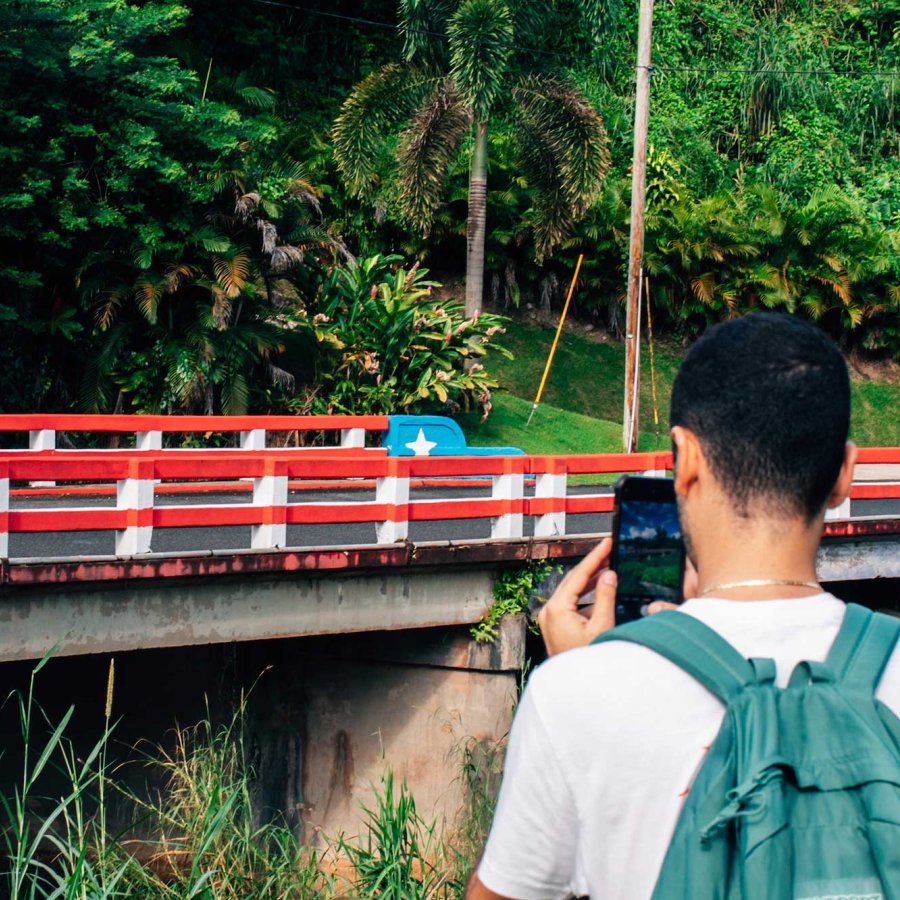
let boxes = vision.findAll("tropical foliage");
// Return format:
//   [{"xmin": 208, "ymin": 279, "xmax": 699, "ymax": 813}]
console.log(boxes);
[
  {"xmin": 1, "ymin": 0, "xmax": 900, "ymax": 420},
  {"xmin": 296, "ymin": 255, "xmax": 510, "ymax": 418},
  {"xmin": 332, "ymin": 0, "xmax": 612, "ymax": 315}
]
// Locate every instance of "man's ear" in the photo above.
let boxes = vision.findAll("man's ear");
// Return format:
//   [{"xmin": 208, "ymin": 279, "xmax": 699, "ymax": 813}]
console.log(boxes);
[
  {"xmin": 670, "ymin": 426, "xmax": 702, "ymax": 498},
  {"xmin": 826, "ymin": 440, "xmax": 857, "ymax": 509}
]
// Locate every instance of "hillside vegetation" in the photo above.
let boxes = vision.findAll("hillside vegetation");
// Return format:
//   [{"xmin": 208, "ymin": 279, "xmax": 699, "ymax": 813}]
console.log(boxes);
[
  {"xmin": 461, "ymin": 318, "xmax": 900, "ymax": 452},
  {"xmin": 1, "ymin": 0, "xmax": 899, "ymax": 418}
]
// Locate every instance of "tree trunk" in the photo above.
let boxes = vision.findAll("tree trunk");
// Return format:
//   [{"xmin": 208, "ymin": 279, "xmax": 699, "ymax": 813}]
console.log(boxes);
[{"xmin": 465, "ymin": 121, "xmax": 489, "ymax": 320}]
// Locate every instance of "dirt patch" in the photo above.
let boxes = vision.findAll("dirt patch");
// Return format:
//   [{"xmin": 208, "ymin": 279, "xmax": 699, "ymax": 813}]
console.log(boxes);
[{"xmin": 848, "ymin": 350, "xmax": 900, "ymax": 384}]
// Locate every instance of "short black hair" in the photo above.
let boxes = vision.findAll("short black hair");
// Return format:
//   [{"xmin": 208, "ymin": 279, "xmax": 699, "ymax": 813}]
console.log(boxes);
[{"xmin": 669, "ymin": 313, "xmax": 850, "ymax": 520}]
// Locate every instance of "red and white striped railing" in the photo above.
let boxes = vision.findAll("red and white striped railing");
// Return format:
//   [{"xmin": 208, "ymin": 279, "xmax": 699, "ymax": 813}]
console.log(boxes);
[
  {"xmin": 0, "ymin": 449, "xmax": 669, "ymax": 558},
  {"xmin": 0, "ymin": 446, "xmax": 898, "ymax": 561},
  {"xmin": 0, "ymin": 414, "xmax": 389, "ymax": 452}
]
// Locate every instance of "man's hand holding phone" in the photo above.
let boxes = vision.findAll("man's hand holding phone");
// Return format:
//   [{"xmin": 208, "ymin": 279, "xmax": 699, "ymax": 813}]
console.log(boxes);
[
  {"xmin": 536, "ymin": 538, "xmax": 619, "ymax": 656},
  {"xmin": 537, "ymin": 545, "xmax": 699, "ymax": 657}
]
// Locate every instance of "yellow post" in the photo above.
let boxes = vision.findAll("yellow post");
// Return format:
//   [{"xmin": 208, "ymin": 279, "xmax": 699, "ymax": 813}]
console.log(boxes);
[{"xmin": 526, "ymin": 254, "xmax": 584, "ymax": 426}]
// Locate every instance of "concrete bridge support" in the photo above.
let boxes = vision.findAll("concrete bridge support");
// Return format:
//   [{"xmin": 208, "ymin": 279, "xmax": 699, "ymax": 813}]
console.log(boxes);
[
  {"xmin": 244, "ymin": 618, "xmax": 524, "ymax": 843},
  {"xmin": 0, "ymin": 554, "xmax": 528, "ymax": 846}
]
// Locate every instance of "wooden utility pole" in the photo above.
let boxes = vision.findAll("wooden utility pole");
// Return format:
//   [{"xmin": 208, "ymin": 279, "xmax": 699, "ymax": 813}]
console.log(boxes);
[{"xmin": 623, "ymin": 0, "xmax": 655, "ymax": 452}]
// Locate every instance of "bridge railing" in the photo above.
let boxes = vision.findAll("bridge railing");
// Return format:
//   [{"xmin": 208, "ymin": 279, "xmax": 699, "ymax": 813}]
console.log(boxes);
[
  {"xmin": 0, "ymin": 449, "xmax": 669, "ymax": 558},
  {"xmin": 0, "ymin": 414, "xmax": 390, "ymax": 452},
  {"xmin": 1, "ymin": 446, "xmax": 898, "ymax": 561}
]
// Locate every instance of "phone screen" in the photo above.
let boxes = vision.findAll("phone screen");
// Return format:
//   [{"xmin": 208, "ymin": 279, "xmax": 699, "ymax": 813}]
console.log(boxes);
[{"xmin": 612, "ymin": 478, "xmax": 684, "ymax": 623}]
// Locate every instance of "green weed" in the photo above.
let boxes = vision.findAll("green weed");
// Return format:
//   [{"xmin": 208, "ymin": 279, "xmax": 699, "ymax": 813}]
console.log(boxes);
[
  {"xmin": 0, "ymin": 669, "xmax": 506, "ymax": 899},
  {"xmin": 470, "ymin": 561, "xmax": 558, "ymax": 644}
]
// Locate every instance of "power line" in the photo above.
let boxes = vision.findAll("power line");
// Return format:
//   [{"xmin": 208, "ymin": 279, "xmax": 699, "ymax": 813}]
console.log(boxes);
[
  {"xmin": 251, "ymin": 0, "xmax": 416, "ymax": 34},
  {"xmin": 249, "ymin": 0, "xmax": 900, "ymax": 80},
  {"xmin": 646, "ymin": 64, "xmax": 900, "ymax": 77}
]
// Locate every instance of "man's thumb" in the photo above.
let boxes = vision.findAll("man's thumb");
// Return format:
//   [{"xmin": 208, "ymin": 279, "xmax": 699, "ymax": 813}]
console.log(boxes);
[{"xmin": 589, "ymin": 568, "xmax": 617, "ymax": 628}]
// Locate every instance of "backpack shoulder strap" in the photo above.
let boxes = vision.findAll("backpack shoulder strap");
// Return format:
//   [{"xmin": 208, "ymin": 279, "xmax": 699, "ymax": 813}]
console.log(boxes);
[
  {"xmin": 592, "ymin": 611, "xmax": 757, "ymax": 703},
  {"xmin": 826, "ymin": 603, "xmax": 900, "ymax": 692}
]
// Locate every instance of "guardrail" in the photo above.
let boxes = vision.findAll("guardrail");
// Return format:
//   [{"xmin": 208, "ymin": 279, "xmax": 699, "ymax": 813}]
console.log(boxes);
[
  {"xmin": 1, "ymin": 446, "xmax": 898, "ymax": 562},
  {"xmin": 0, "ymin": 413, "xmax": 389, "ymax": 452},
  {"xmin": 0, "ymin": 449, "xmax": 670, "ymax": 558}
]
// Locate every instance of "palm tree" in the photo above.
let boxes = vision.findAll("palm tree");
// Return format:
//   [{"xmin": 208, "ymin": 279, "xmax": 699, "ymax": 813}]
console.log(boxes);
[{"xmin": 332, "ymin": 0, "xmax": 612, "ymax": 317}]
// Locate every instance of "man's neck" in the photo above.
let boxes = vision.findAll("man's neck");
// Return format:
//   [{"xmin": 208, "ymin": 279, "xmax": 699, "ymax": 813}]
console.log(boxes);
[{"xmin": 693, "ymin": 508, "xmax": 823, "ymax": 601}]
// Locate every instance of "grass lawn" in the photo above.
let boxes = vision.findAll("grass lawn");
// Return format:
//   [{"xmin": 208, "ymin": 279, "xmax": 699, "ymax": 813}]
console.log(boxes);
[{"xmin": 461, "ymin": 318, "xmax": 900, "ymax": 452}]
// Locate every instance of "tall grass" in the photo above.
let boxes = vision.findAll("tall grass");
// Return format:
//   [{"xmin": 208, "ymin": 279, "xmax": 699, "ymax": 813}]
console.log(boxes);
[
  {"xmin": 449, "ymin": 738, "xmax": 504, "ymax": 895},
  {"xmin": 0, "ymin": 651, "xmax": 132, "ymax": 898},
  {"xmin": 112, "ymin": 698, "xmax": 324, "ymax": 899},
  {"xmin": 0, "ymin": 663, "xmax": 502, "ymax": 899},
  {"xmin": 339, "ymin": 769, "xmax": 456, "ymax": 899}
]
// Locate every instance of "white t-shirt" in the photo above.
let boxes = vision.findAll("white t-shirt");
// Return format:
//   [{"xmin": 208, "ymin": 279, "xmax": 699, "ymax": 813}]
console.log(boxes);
[{"xmin": 478, "ymin": 594, "xmax": 900, "ymax": 900}]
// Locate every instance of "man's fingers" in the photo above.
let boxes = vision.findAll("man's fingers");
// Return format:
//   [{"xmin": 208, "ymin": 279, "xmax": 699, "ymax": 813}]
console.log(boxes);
[
  {"xmin": 645, "ymin": 600, "xmax": 678, "ymax": 615},
  {"xmin": 551, "ymin": 538, "xmax": 611, "ymax": 606}
]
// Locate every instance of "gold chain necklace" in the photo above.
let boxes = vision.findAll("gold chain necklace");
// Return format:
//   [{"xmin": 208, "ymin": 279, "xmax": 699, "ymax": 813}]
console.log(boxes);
[{"xmin": 698, "ymin": 578, "xmax": 822, "ymax": 597}]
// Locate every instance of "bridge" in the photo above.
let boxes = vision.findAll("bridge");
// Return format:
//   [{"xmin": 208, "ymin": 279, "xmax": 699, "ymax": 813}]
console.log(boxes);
[{"xmin": 1, "ymin": 414, "xmax": 898, "ymax": 840}]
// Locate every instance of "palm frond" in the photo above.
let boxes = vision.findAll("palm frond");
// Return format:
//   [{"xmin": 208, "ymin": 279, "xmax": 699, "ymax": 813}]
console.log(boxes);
[
  {"xmin": 448, "ymin": 0, "xmax": 513, "ymax": 119},
  {"xmin": 165, "ymin": 263, "xmax": 195, "ymax": 294},
  {"xmin": 236, "ymin": 85, "xmax": 276, "ymax": 110},
  {"xmin": 94, "ymin": 290, "xmax": 124, "ymax": 331},
  {"xmin": 512, "ymin": 74, "xmax": 610, "ymax": 260},
  {"xmin": 690, "ymin": 272, "xmax": 716, "ymax": 304},
  {"xmin": 132, "ymin": 245, "xmax": 154, "ymax": 270},
  {"xmin": 79, "ymin": 321, "xmax": 131, "ymax": 413},
  {"xmin": 209, "ymin": 287, "xmax": 233, "ymax": 331},
  {"xmin": 220, "ymin": 371, "xmax": 250, "ymax": 416},
  {"xmin": 397, "ymin": 81, "xmax": 472, "ymax": 233},
  {"xmin": 400, "ymin": 0, "xmax": 454, "ymax": 64},
  {"xmin": 133, "ymin": 277, "xmax": 164, "ymax": 324},
  {"xmin": 235, "ymin": 192, "xmax": 261, "ymax": 221},
  {"xmin": 257, "ymin": 220, "xmax": 278, "ymax": 256},
  {"xmin": 213, "ymin": 252, "xmax": 250, "ymax": 299},
  {"xmin": 269, "ymin": 244, "xmax": 306, "ymax": 273},
  {"xmin": 332, "ymin": 64, "xmax": 436, "ymax": 197},
  {"xmin": 267, "ymin": 363, "xmax": 296, "ymax": 391},
  {"xmin": 573, "ymin": 0, "xmax": 622, "ymax": 44}
]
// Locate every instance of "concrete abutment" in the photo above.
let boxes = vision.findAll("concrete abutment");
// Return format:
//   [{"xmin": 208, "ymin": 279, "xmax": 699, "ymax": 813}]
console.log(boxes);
[{"xmin": 0, "ymin": 567, "xmax": 525, "ymax": 845}]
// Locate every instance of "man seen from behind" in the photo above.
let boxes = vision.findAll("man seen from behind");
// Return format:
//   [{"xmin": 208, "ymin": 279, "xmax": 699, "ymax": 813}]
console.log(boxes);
[{"xmin": 467, "ymin": 312, "xmax": 900, "ymax": 900}]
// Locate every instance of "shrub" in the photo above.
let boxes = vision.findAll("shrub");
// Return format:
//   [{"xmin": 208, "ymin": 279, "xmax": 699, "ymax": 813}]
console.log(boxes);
[{"xmin": 297, "ymin": 254, "xmax": 511, "ymax": 418}]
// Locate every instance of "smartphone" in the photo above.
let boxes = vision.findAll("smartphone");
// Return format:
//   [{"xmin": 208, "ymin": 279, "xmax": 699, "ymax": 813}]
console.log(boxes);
[{"xmin": 610, "ymin": 475, "xmax": 685, "ymax": 624}]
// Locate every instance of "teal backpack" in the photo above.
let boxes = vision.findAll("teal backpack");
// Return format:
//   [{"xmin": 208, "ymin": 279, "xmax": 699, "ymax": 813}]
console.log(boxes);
[{"xmin": 593, "ymin": 603, "xmax": 900, "ymax": 900}]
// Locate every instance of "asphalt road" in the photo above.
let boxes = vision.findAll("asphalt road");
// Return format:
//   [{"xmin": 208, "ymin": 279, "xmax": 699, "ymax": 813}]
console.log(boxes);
[{"xmin": 7, "ymin": 487, "xmax": 897, "ymax": 560}]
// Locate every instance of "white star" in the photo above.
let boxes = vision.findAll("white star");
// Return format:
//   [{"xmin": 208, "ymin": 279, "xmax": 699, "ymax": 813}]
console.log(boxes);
[{"xmin": 404, "ymin": 428, "xmax": 438, "ymax": 456}]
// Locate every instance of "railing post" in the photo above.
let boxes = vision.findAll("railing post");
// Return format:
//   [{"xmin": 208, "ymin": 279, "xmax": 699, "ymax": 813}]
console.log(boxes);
[
  {"xmin": 0, "ymin": 461, "xmax": 8, "ymax": 560},
  {"xmin": 376, "ymin": 458, "xmax": 409, "ymax": 543},
  {"xmin": 341, "ymin": 428, "xmax": 366, "ymax": 449},
  {"xmin": 29, "ymin": 429, "xmax": 55, "ymax": 452},
  {"xmin": 136, "ymin": 430, "xmax": 162, "ymax": 451},
  {"xmin": 642, "ymin": 453, "xmax": 670, "ymax": 478},
  {"xmin": 116, "ymin": 459, "xmax": 154, "ymax": 556},
  {"xmin": 825, "ymin": 496, "xmax": 852, "ymax": 522},
  {"xmin": 251, "ymin": 459, "xmax": 288, "ymax": 549},
  {"xmin": 29, "ymin": 428, "xmax": 56, "ymax": 487},
  {"xmin": 241, "ymin": 429, "xmax": 266, "ymax": 451},
  {"xmin": 533, "ymin": 463, "xmax": 567, "ymax": 538},
  {"xmin": 491, "ymin": 459, "xmax": 525, "ymax": 540}
]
